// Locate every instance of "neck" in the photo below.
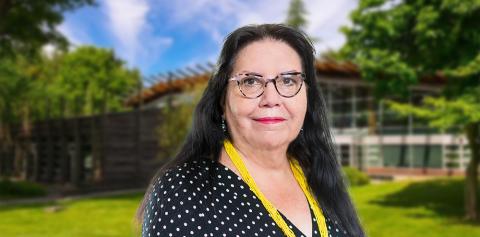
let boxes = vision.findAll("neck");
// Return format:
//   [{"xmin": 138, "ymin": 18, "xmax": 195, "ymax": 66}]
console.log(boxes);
[{"xmin": 230, "ymin": 139, "xmax": 292, "ymax": 177}]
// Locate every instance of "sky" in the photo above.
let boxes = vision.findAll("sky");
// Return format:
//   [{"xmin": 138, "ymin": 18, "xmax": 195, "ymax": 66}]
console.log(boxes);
[{"xmin": 58, "ymin": 0, "xmax": 358, "ymax": 81}]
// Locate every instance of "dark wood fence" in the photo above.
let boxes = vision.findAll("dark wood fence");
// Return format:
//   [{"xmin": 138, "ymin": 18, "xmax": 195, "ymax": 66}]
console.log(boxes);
[{"xmin": 0, "ymin": 108, "xmax": 166, "ymax": 192}]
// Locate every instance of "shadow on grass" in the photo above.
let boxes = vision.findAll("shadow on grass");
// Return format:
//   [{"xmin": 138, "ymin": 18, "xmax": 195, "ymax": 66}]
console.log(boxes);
[
  {"xmin": 90, "ymin": 192, "xmax": 145, "ymax": 201},
  {"xmin": 370, "ymin": 178, "xmax": 480, "ymax": 226},
  {"xmin": 0, "ymin": 201, "xmax": 58, "ymax": 212},
  {"xmin": 0, "ymin": 191, "xmax": 145, "ymax": 212}
]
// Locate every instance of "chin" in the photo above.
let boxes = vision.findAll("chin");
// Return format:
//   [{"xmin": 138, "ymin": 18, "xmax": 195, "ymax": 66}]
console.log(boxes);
[{"xmin": 254, "ymin": 134, "xmax": 291, "ymax": 149}]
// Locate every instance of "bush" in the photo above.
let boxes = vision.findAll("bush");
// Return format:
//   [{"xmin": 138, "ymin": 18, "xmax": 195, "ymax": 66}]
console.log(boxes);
[
  {"xmin": 156, "ymin": 83, "xmax": 206, "ymax": 160},
  {"xmin": 342, "ymin": 167, "xmax": 370, "ymax": 187},
  {"xmin": 0, "ymin": 179, "xmax": 47, "ymax": 200}
]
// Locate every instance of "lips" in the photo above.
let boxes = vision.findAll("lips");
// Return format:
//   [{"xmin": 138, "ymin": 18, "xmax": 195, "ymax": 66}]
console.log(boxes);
[{"xmin": 253, "ymin": 117, "xmax": 286, "ymax": 124}]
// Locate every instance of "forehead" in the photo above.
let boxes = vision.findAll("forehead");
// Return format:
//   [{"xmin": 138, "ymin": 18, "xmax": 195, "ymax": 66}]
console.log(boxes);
[{"xmin": 232, "ymin": 39, "xmax": 302, "ymax": 74}]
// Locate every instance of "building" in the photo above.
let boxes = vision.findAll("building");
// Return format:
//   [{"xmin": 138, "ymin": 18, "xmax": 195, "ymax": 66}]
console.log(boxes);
[
  {"xmin": 127, "ymin": 61, "xmax": 469, "ymax": 177},
  {"xmin": 314, "ymin": 61, "xmax": 467, "ymax": 178}
]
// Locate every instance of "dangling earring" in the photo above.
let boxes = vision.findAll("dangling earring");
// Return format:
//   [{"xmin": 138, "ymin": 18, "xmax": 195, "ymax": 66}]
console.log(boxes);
[
  {"xmin": 300, "ymin": 127, "xmax": 304, "ymax": 135},
  {"xmin": 221, "ymin": 117, "xmax": 227, "ymax": 133}
]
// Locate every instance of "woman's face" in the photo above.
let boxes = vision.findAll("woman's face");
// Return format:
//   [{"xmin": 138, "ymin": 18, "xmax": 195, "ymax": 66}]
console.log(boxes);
[{"xmin": 224, "ymin": 39, "xmax": 307, "ymax": 150}]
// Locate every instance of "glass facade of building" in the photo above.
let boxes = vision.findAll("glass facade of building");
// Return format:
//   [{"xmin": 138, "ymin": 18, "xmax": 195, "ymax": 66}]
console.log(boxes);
[{"xmin": 317, "ymin": 77, "xmax": 470, "ymax": 173}]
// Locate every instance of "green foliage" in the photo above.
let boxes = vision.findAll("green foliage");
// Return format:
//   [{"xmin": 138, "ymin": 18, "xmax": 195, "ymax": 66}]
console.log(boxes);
[
  {"xmin": 0, "ymin": 56, "xmax": 35, "ymax": 125},
  {"xmin": 157, "ymin": 83, "xmax": 206, "ymax": 159},
  {"xmin": 0, "ymin": 46, "xmax": 140, "ymax": 153},
  {"xmin": 0, "ymin": 179, "xmax": 47, "ymax": 200},
  {"xmin": 341, "ymin": 0, "xmax": 480, "ymax": 219},
  {"xmin": 0, "ymin": 0, "xmax": 96, "ymax": 57},
  {"xmin": 285, "ymin": 0, "xmax": 307, "ymax": 30},
  {"xmin": 319, "ymin": 49, "xmax": 344, "ymax": 61},
  {"xmin": 157, "ymin": 101, "xmax": 194, "ymax": 159},
  {"xmin": 341, "ymin": 0, "xmax": 480, "ymax": 99},
  {"xmin": 386, "ymin": 95, "xmax": 480, "ymax": 132},
  {"xmin": 46, "ymin": 46, "xmax": 141, "ymax": 117},
  {"xmin": 0, "ymin": 0, "xmax": 102, "ymax": 147},
  {"xmin": 0, "ymin": 54, "xmax": 45, "ymax": 144},
  {"xmin": 0, "ymin": 46, "xmax": 140, "ymax": 124},
  {"xmin": 342, "ymin": 167, "xmax": 370, "ymax": 187}
]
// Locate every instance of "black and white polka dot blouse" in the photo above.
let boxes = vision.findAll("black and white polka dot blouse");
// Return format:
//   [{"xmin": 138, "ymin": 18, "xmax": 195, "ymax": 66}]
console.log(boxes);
[{"xmin": 142, "ymin": 159, "xmax": 349, "ymax": 237}]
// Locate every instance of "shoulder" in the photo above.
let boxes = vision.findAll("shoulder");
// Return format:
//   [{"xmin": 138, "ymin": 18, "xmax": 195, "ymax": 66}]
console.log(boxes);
[
  {"xmin": 162, "ymin": 159, "xmax": 216, "ymax": 188},
  {"xmin": 146, "ymin": 159, "xmax": 216, "ymax": 203},
  {"xmin": 141, "ymin": 159, "xmax": 216, "ymax": 236}
]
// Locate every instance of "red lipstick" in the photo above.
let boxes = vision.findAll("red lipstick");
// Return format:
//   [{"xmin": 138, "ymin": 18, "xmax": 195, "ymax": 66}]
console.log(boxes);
[{"xmin": 253, "ymin": 117, "xmax": 286, "ymax": 124}]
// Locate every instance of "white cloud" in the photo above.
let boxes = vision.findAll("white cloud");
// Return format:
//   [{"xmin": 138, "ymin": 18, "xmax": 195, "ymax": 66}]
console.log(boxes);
[
  {"xmin": 135, "ymin": 34, "xmax": 174, "ymax": 71},
  {"xmin": 57, "ymin": 21, "xmax": 92, "ymax": 47},
  {"xmin": 102, "ymin": 0, "xmax": 173, "ymax": 71},
  {"xmin": 59, "ymin": 0, "xmax": 357, "ymax": 74},
  {"xmin": 305, "ymin": 0, "xmax": 358, "ymax": 53},
  {"xmin": 103, "ymin": 0, "xmax": 149, "ymax": 62},
  {"xmin": 160, "ymin": 0, "xmax": 289, "ymax": 44},
  {"xmin": 56, "ymin": 20, "xmax": 99, "ymax": 55},
  {"xmin": 159, "ymin": 0, "xmax": 356, "ymax": 54}
]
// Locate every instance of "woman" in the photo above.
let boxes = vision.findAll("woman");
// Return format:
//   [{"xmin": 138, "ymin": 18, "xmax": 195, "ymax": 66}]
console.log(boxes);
[{"xmin": 138, "ymin": 24, "xmax": 365, "ymax": 237}]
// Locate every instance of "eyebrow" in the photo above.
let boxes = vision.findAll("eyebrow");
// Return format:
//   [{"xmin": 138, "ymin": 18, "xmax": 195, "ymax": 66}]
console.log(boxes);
[
  {"xmin": 240, "ymin": 71, "xmax": 262, "ymax": 77},
  {"xmin": 236, "ymin": 69, "xmax": 301, "ymax": 76},
  {"xmin": 280, "ymin": 70, "xmax": 302, "ymax": 75}
]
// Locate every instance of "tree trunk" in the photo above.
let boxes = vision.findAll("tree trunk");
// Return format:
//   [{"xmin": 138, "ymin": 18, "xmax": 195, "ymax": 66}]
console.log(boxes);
[
  {"xmin": 0, "ymin": 124, "xmax": 13, "ymax": 178},
  {"xmin": 464, "ymin": 122, "xmax": 479, "ymax": 220}
]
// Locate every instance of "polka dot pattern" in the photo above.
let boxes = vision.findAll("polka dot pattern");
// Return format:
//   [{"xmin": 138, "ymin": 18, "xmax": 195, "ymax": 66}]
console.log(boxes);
[{"xmin": 142, "ymin": 159, "xmax": 349, "ymax": 236}]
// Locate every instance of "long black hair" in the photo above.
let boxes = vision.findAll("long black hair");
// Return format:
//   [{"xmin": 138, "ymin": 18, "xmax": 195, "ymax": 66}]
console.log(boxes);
[{"xmin": 137, "ymin": 24, "xmax": 365, "ymax": 236}]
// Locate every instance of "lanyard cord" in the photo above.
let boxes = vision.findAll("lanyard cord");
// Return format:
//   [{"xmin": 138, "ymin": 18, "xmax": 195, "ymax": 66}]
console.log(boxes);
[{"xmin": 223, "ymin": 140, "xmax": 328, "ymax": 237}]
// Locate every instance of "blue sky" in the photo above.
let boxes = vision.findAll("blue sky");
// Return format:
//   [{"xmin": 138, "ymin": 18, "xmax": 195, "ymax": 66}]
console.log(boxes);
[{"xmin": 57, "ymin": 0, "xmax": 358, "ymax": 81}]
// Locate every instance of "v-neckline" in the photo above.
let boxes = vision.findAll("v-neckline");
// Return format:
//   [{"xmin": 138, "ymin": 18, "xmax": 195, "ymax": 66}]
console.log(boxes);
[
  {"xmin": 212, "ymin": 160, "xmax": 317, "ymax": 237},
  {"xmin": 278, "ymin": 201, "xmax": 316, "ymax": 237}
]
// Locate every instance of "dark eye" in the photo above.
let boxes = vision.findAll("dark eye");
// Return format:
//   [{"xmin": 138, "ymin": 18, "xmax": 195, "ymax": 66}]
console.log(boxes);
[
  {"xmin": 241, "ymin": 76, "xmax": 262, "ymax": 87},
  {"xmin": 280, "ymin": 75, "xmax": 298, "ymax": 86}
]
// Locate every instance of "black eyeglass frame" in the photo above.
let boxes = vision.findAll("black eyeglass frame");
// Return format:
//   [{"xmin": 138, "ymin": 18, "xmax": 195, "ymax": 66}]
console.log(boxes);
[{"xmin": 228, "ymin": 71, "xmax": 306, "ymax": 98}]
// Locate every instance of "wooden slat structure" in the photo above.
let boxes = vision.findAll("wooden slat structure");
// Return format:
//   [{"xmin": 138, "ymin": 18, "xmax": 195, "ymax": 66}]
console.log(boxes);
[
  {"xmin": 0, "ymin": 108, "xmax": 164, "ymax": 192},
  {"xmin": 126, "ymin": 60, "xmax": 447, "ymax": 107}
]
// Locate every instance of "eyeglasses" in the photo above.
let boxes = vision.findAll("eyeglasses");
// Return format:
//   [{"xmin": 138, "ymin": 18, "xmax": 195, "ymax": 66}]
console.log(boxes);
[{"xmin": 229, "ymin": 71, "xmax": 306, "ymax": 98}]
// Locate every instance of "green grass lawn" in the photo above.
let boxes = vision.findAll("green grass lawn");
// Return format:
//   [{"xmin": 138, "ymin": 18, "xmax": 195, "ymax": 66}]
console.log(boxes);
[
  {"xmin": 0, "ymin": 193, "xmax": 144, "ymax": 237},
  {"xmin": 0, "ymin": 178, "xmax": 479, "ymax": 237},
  {"xmin": 351, "ymin": 178, "xmax": 480, "ymax": 237}
]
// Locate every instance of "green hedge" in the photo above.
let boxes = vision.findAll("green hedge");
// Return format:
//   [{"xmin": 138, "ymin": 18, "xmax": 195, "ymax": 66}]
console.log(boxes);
[
  {"xmin": 342, "ymin": 167, "xmax": 370, "ymax": 187},
  {"xmin": 0, "ymin": 179, "xmax": 47, "ymax": 200}
]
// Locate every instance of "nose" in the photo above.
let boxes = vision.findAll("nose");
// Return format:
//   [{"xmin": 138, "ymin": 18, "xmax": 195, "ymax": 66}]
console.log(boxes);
[{"xmin": 259, "ymin": 80, "xmax": 281, "ymax": 107}]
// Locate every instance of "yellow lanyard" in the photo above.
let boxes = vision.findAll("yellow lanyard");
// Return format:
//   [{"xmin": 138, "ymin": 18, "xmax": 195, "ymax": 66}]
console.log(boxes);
[{"xmin": 223, "ymin": 140, "xmax": 329, "ymax": 237}]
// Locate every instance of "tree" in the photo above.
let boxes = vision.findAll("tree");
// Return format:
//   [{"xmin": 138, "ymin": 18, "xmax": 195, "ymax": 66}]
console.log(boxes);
[
  {"xmin": 0, "ymin": 0, "xmax": 95, "ymax": 57},
  {"xmin": 0, "ymin": 0, "xmax": 144, "ymax": 181},
  {"xmin": 0, "ymin": 0, "xmax": 97, "ymax": 161},
  {"xmin": 0, "ymin": 46, "xmax": 140, "ymax": 179},
  {"xmin": 341, "ymin": 0, "xmax": 480, "ymax": 220},
  {"xmin": 47, "ymin": 46, "xmax": 140, "ymax": 117},
  {"xmin": 285, "ymin": 0, "xmax": 307, "ymax": 30},
  {"xmin": 0, "ymin": 54, "xmax": 50, "ymax": 178}
]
